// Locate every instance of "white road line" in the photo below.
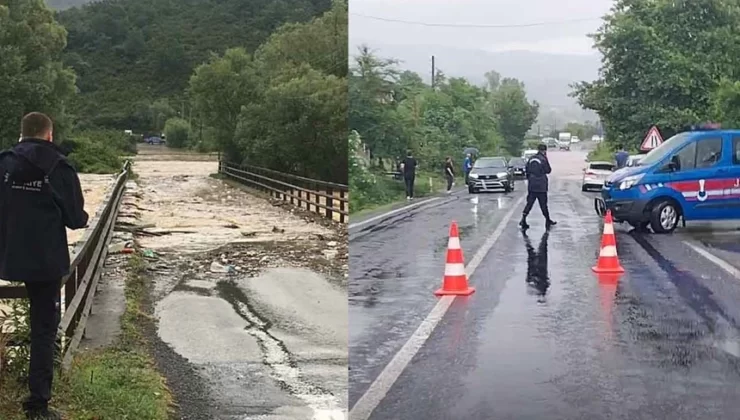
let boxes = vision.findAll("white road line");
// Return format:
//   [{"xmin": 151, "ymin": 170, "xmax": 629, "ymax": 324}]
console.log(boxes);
[
  {"xmin": 684, "ymin": 241, "xmax": 740, "ymax": 278},
  {"xmin": 349, "ymin": 193, "xmax": 527, "ymax": 420},
  {"xmin": 349, "ymin": 197, "xmax": 442, "ymax": 229}
]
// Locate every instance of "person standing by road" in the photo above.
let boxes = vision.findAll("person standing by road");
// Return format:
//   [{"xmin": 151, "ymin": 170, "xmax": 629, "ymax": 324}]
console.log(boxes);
[
  {"xmin": 402, "ymin": 151, "xmax": 417, "ymax": 200},
  {"xmin": 614, "ymin": 144, "xmax": 629, "ymax": 169},
  {"xmin": 0, "ymin": 112, "xmax": 89, "ymax": 420},
  {"xmin": 463, "ymin": 153, "xmax": 473, "ymax": 185},
  {"xmin": 444, "ymin": 157, "xmax": 455, "ymax": 194},
  {"xmin": 520, "ymin": 144, "xmax": 557, "ymax": 230}
]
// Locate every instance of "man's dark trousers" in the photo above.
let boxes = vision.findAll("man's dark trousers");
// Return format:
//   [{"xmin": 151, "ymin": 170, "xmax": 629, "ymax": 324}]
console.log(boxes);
[
  {"xmin": 404, "ymin": 176, "xmax": 415, "ymax": 198},
  {"xmin": 522, "ymin": 191, "xmax": 550, "ymax": 221},
  {"xmin": 22, "ymin": 279, "xmax": 61, "ymax": 412}
]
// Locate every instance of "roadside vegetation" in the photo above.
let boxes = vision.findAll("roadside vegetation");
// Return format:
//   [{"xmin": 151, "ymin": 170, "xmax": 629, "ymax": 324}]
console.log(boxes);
[
  {"xmin": 0, "ymin": 253, "xmax": 171, "ymax": 420},
  {"xmin": 349, "ymin": 49, "xmax": 539, "ymax": 212},
  {"xmin": 2, "ymin": 0, "xmax": 344, "ymax": 182},
  {"xmin": 572, "ymin": 0, "xmax": 740, "ymax": 150}
]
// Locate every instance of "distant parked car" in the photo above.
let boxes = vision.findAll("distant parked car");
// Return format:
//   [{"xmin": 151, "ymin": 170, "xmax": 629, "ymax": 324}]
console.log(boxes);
[
  {"xmin": 145, "ymin": 136, "xmax": 165, "ymax": 145},
  {"xmin": 558, "ymin": 141, "xmax": 571, "ymax": 151},
  {"xmin": 468, "ymin": 156, "xmax": 516, "ymax": 193},
  {"xmin": 507, "ymin": 157, "xmax": 527, "ymax": 178},
  {"xmin": 581, "ymin": 161, "xmax": 615, "ymax": 192}
]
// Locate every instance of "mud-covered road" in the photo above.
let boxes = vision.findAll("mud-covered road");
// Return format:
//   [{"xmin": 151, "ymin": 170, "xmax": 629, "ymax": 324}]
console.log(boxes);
[{"xmin": 129, "ymin": 148, "xmax": 348, "ymax": 420}]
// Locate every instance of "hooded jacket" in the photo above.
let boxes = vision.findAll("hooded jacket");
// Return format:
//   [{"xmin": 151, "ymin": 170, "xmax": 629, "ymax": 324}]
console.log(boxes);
[{"xmin": 0, "ymin": 138, "xmax": 88, "ymax": 282}]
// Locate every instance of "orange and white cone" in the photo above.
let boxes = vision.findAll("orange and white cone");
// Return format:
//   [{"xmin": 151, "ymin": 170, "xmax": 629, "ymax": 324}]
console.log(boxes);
[
  {"xmin": 592, "ymin": 210, "xmax": 625, "ymax": 273},
  {"xmin": 435, "ymin": 221, "xmax": 476, "ymax": 296}
]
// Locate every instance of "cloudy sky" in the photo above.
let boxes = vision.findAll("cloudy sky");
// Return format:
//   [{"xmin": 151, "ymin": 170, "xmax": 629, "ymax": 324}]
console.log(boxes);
[{"xmin": 349, "ymin": 0, "xmax": 615, "ymax": 55}]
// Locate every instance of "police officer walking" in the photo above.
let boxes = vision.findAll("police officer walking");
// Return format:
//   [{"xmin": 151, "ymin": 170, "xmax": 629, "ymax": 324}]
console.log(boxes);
[
  {"xmin": 520, "ymin": 144, "xmax": 557, "ymax": 230},
  {"xmin": 0, "ymin": 112, "xmax": 89, "ymax": 420}
]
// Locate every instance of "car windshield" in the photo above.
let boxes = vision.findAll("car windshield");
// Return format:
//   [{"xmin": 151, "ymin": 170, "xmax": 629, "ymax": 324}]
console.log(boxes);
[
  {"xmin": 590, "ymin": 163, "xmax": 614, "ymax": 171},
  {"xmin": 474, "ymin": 158, "xmax": 507, "ymax": 168},
  {"xmin": 509, "ymin": 158, "xmax": 525, "ymax": 166},
  {"xmin": 637, "ymin": 132, "xmax": 691, "ymax": 166}
]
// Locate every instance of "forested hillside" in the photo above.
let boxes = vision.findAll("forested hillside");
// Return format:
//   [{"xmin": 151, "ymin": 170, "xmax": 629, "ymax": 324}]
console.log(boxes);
[
  {"xmin": 46, "ymin": 0, "xmax": 93, "ymax": 10},
  {"xmin": 57, "ymin": 0, "xmax": 332, "ymax": 130}
]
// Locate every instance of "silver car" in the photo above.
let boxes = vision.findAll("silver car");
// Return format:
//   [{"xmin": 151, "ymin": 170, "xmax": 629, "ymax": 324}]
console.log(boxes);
[{"xmin": 581, "ymin": 161, "xmax": 615, "ymax": 192}]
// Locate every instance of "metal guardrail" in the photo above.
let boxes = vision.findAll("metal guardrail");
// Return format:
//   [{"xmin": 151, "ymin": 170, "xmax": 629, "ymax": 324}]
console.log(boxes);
[
  {"xmin": 0, "ymin": 160, "xmax": 132, "ymax": 368},
  {"xmin": 219, "ymin": 161, "xmax": 349, "ymax": 223}
]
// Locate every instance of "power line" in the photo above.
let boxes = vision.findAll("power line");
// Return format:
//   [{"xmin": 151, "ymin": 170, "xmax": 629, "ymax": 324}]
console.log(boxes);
[{"xmin": 350, "ymin": 13, "xmax": 602, "ymax": 28}]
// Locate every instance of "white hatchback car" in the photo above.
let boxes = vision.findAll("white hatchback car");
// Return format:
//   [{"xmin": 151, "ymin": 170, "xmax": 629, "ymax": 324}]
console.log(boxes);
[{"xmin": 581, "ymin": 161, "xmax": 615, "ymax": 192}]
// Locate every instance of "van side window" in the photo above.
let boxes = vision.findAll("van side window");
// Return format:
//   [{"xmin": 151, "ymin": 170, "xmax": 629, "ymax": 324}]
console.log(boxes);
[
  {"xmin": 734, "ymin": 137, "xmax": 740, "ymax": 165},
  {"xmin": 695, "ymin": 137, "xmax": 722, "ymax": 168},
  {"xmin": 671, "ymin": 142, "xmax": 696, "ymax": 171}
]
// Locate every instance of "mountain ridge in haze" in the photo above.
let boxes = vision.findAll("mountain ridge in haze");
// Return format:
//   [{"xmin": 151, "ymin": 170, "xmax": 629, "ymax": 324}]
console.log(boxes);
[{"xmin": 350, "ymin": 40, "xmax": 602, "ymax": 126}]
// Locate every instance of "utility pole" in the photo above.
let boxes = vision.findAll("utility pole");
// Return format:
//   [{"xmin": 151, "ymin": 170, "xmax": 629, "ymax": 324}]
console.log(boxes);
[{"xmin": 431, "ymin": 55, "xmax": 435, "ymax": 89}]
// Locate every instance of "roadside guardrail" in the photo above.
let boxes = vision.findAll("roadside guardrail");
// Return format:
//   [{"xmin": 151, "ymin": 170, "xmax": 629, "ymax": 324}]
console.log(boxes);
[
  {"xmin": 0, "ymin": 160, "xmax": 131, "ymax": 369},
  {"xmin": 219, "ymin": 160, "xmax": 349, "ymax": 223}
]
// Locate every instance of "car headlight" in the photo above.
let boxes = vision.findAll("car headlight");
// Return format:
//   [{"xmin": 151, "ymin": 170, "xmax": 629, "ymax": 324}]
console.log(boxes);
[
  {"xmin": 496, "ymin": 172, "xmax": 509, "ymax": 178},
  {"xmin": 618, "ymin": 174, "xmax": 644, "ymax": 190},
  {"xmin": 469, "ymin": 173, "xmax": 479, "ymax": 179}
]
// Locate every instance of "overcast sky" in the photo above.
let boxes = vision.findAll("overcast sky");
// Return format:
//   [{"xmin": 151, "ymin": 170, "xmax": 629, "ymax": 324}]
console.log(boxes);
[{"xmin": 349, "ymin": 0, "xmax": 615, "ymax": 55}]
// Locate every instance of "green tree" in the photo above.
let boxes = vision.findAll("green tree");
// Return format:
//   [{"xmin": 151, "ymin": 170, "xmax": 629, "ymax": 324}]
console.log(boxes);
[
  {"xmin": 163, "ymin": 117, "xmax": 190, "ymax": 148},
  {"xmin": 188, "ymin": 48, "xmax": 261, "ymax": 159},
  {"xmin": 0, "ymin": 0, "xmax": 76, "ymax": 149},
  {"xmin": 572, "ymin": 0, "xmax": 740, "ymax": 148},
  {"xmin": 188, "ymin": 0, "xmax": 347, "ymax": 183},
  {"xmin": 491, "ymin": 78, "xmax": 539, "ymax": 156}
]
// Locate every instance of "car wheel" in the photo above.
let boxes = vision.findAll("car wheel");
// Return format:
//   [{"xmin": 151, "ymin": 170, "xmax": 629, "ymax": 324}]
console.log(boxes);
[
  {"xmin": 581, "ymin": 185, "xmax": 588, "ymax": 192},
  {"xmin": 504, "ymin": 184, "xmax": 513, "ymax": 193},
  {"xmin": 649, "ymin": 200, "xmax": 680, "ymax": 234},
  {"xmin": 468, "ymin": 186, "xmax": 475, "ymax": 194}
]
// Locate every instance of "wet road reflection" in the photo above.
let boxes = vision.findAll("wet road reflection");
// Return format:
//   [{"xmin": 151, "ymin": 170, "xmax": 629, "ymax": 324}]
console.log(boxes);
[
  {"xmin": 365, "ymin": 177, "xmax": 740, "ymax": 420},
  {"xmin": 523, "ymin": 230, "xmax": 550, "ymax": 303}
]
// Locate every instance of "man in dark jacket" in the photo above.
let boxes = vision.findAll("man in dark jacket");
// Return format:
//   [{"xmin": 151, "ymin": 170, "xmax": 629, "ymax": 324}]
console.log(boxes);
[
  {"xmin": 520, "ymin": 144, "xmax": 557, "ymax": 230},
  {"xmin": 402, "ymin": 151, "xmax": 417, "ymax": 200},
  {"xmin": 0, "ymin": 112, "xmax": 89, "ymax": 420}
]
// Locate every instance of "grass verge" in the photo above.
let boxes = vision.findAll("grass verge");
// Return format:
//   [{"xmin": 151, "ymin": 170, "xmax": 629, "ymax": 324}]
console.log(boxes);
[
  {"xmin": 350, "ymin": 170, "xmax": 450, "ymax": 215},
  {"xmin": 0, "ymin": 252, "xmax": 171, "ymax": 420}
]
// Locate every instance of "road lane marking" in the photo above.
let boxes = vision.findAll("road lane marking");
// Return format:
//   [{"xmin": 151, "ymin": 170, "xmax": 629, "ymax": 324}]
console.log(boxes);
[
  {"xmin": 349, "ymin": 197, "xmax": 442, "ymax": 230},
  {"xmin": 684, "ymin": 241, "xmax": 740, "ymax": 278},
  {"xmin": 349, "ymin": 193, "xmax": 527, "ymax": 420}
]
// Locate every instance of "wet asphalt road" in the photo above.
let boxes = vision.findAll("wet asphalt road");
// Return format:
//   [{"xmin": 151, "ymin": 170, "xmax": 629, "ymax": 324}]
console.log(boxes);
[{"xmin": 349, "ymin": 148, "xmax": 740, "ymax": 420}]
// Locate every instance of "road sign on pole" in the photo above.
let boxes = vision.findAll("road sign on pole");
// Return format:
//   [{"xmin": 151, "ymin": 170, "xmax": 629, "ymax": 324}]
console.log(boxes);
[{"xmin": 640, "ymin": 126, "xmax": 663, "ymax": 151}]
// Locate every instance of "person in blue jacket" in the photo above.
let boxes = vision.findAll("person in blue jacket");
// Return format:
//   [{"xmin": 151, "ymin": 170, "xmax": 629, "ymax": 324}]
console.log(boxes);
[{"xmin": 463, "ymin": 153, "xmax": 473, "ymax": 185}]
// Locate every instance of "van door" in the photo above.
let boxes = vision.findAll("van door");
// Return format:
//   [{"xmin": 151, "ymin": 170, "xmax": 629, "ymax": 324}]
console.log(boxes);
[
  {"xmin": 663, "ymin": 134, "xmax": 728, "ymax": 220},
  {"xmin": 726, "ymin": 136, "xmax": 740, "ymax": 214}
]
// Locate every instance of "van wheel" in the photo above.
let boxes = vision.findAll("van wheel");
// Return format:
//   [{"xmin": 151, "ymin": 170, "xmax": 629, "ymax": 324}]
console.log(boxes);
[
  {"xmin": 649, "ymin": 200, "xmax": 680, "ymax": 234},
  {"xmin": 581, "ymin": 185, "xmax": 588, "ymax": 192}
]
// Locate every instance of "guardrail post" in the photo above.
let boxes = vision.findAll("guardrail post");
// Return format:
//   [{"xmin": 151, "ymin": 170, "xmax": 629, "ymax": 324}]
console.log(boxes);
[
  {"xmin": 340, "ymin": 190, "xmax": 346, "ymax": 223},
  {"xmin": 326, "ymin": 186, "xmax": 333, "ymax": 221}
]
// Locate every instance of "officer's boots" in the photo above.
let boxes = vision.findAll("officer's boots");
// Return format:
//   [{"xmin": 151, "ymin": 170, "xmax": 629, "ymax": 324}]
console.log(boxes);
[{"xmin": 519, "ymin": 215, "xmax": 530, "ymax": 230}]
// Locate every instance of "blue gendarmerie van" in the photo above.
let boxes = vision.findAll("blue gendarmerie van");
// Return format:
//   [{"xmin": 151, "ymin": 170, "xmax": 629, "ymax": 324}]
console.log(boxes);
[{"xmin": 594, "ymin": 124, "xmax": 740, "ymax": 233}]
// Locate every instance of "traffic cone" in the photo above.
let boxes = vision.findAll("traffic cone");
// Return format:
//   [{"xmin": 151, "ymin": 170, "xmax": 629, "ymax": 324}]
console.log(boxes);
[
  {"xmin": 435, "ymin": 221, "xmax": 475, "ymax": 296},
  {"xmin": 592, "ymin": 210, "xmax": 625, "ymax": 273}
]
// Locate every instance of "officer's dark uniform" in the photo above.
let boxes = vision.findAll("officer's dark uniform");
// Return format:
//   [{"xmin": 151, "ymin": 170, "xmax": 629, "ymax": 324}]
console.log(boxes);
[
  {"xmin": 520, "ymin": 148, "xmax": 557, "ymax": 229},
  {"xmin": 0, "ymin": 138, "xmax": 88, "ymax": 418}
]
